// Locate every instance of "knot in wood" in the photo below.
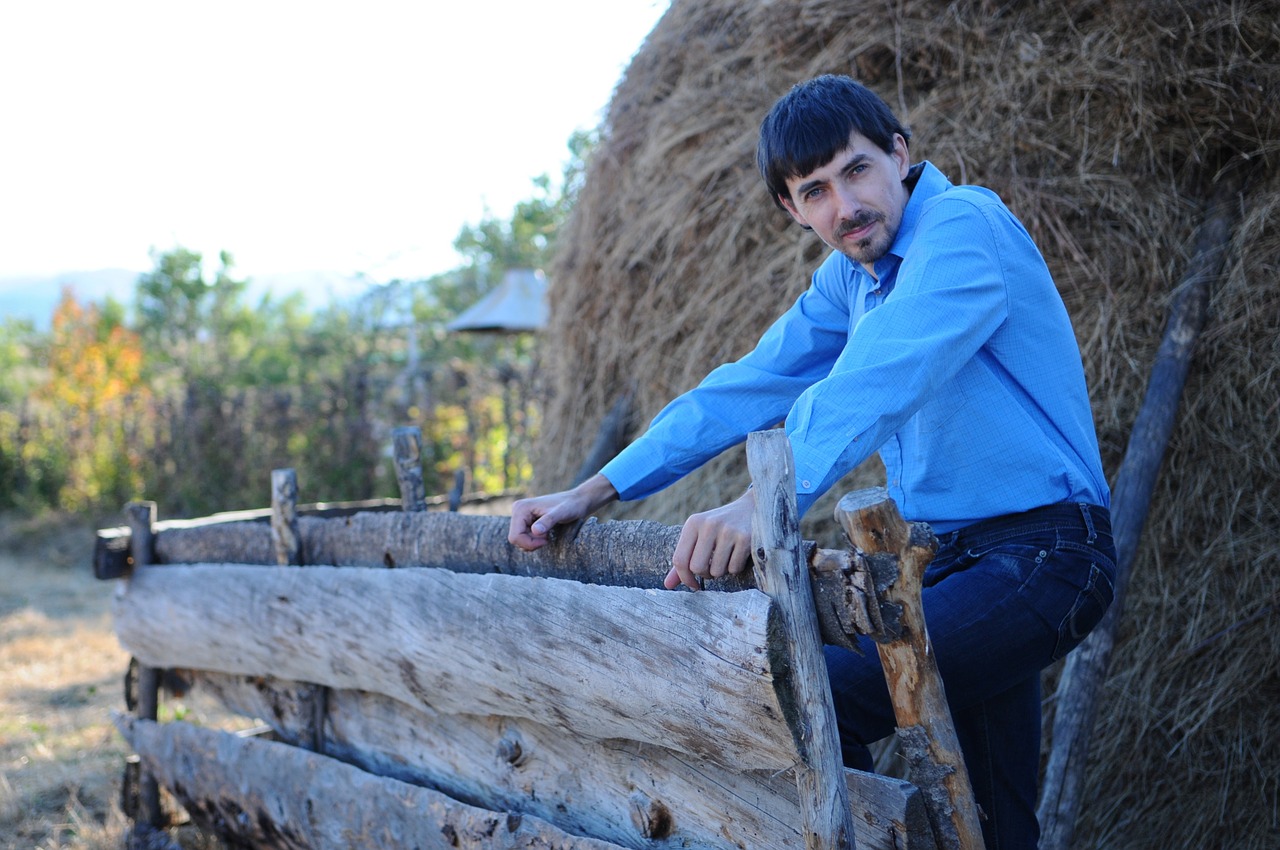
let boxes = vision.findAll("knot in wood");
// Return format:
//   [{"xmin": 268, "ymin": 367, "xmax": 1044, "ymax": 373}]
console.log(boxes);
[
  {"xmin": 629, "ymin": 791, "xmax": 674, "ymax": 840},
  {"xmin": 497, "ymin": 733, "xmax": 528, "ymax": 767}
]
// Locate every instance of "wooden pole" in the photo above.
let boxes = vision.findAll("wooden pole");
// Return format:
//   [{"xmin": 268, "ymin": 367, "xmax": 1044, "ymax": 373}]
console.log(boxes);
[
  {"xmin": 271, "ymin": 468, "xmax": 327, "ymax": 755},
  {"xmin": 1036, "ymin": 166, "xmax": 1247, "ymax": 849},
  {"xmin": 835, "ymin": 488, "xmax": 983, "ymax": 850},
  {"xmin": 124, "ymin": 500, "xmax": 163, "ymax": 829},
  {"xmin": 392, "ymin": 426, "xmax": 428, "ymax": 512},
  {"xmin": 270, "ymin": 468, "xmax": 302, "ymax": 566},
  {"xmin": 746, "ymin": 430, "xmax": 857, "ymax": 850}
]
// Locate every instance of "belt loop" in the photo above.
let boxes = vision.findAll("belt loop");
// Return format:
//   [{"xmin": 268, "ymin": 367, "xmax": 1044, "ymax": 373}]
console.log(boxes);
[{"xmin": 1079, "ymin": 503, "xmax": 1097, "ymax": 544}]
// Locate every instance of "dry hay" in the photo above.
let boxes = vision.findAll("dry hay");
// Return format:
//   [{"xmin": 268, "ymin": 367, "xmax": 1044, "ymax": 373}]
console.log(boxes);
[{"xmin": 531, "ymin": 0, "xmax": 1280, "ymax": 845}]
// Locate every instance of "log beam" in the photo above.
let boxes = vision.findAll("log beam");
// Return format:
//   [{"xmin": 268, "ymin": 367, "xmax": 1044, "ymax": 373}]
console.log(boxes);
[
  {"xmin": 189, "ymin": 670, "xmax": 934, "ymax": 850},
  {"xmin": 113, "ymin": 563, "xmax": 799, "ymax": 772},
  {"xmin": 103, "ymin": 510, "xmax": 874, "ymax": 649},
  {"xmin": 114, "ymin": 716, "xmax": 625, "ymax": 850}
]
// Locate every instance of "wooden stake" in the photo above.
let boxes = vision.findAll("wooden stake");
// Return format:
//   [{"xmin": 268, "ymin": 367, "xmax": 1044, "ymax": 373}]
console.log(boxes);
[
  {"xmin": 746, "ymin": 430, "xmax": 857, "ymax": 850},
  {"xmin": 270, "ymin": 469, "xmax": 302, "ymax": 566},
  {"xmin": 392, "ymin": 426, "xmax": 428, "ymax": 512},
  {"xmin": 271, "ymin": 468, "xmax": 327, "ymax": 755},
  {"xmin": 835, "ymin": 488, "xmax": 983, "ymax": 850},
  {"xmin": 124, "ymin": 500, "xmax": 163, "ymax": 829},
  {"xmin": 1036, "ymin": 165, "xmax": 1247, "ymax": 849}
]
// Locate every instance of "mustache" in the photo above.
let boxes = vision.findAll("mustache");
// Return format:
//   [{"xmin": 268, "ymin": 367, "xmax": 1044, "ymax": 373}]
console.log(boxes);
[{"xmin": 835, "ymin": 212, "xmax": 884, "ymax": 240}]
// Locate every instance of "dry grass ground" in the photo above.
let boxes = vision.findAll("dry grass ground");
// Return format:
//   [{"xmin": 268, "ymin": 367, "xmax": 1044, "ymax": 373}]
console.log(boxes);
[{"xmin": 0, "ymin": 513, "xmax": 225, "ymax": 850}]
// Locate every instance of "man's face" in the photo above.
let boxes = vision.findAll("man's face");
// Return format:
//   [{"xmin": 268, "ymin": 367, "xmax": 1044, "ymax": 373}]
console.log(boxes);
[{"xmin": 781, "ymin": 130, "xmax": 911, "ymax": 275}]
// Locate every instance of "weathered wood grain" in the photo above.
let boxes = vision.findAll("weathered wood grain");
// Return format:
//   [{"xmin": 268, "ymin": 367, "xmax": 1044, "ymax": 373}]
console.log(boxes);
[
  {"xmin": 270, "ymin": 469, "xmax": 302, "ymax": 567},
  {"xmin": 748, "ymin": 431, "xmax": 856, "ymax": 850},
  {"xmin": 123, "ymin": 510, "xmax": 875, "ymax": 650},
  {"xmin": 114, "ymin": 563, "xmax": 800, "ymax": 771},
  {"xmin": 392, "ymin": 426, "xmax": 428, "ymax": 512},
  {"xmin": 836, "ymin": 489, "xmax": 983, "ymax": 850},
  {"xmin": 114, "ymin": 715, "xmax": 625, "ymax": 850},
  {"xmin": 187, "ymin": 670, "xmax": 934, "ymax": 850}
]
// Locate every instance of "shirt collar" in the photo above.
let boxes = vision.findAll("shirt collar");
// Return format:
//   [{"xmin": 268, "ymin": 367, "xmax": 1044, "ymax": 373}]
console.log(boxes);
[{"xmin": 870, "ymin": 160, "xmax": 952, "ymax": 280}]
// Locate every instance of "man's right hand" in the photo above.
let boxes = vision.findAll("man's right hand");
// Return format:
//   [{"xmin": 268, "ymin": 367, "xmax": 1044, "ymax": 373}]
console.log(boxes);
[{"xmin": 508, "ymin": 473, "xmax": 619, "ymax": 552}]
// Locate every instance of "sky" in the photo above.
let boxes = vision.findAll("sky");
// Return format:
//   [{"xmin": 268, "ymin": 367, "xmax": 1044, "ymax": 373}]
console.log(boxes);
[{"xmin": 0, "ymin": 0, "xmax": 670, "ymax": 305}]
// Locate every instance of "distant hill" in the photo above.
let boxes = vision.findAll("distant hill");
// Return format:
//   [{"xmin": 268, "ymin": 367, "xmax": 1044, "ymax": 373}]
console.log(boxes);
[
  {"xmin": 0, "ymin": 269, "xmax": 374, "ymax": 330},
  {"xmin": 0, "ymin": 268, "xmax": 142, "ymax": 328}
]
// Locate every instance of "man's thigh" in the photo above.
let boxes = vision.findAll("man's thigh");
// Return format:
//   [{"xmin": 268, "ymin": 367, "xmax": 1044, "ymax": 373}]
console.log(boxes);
[{"xmin": 826, "ymin": 512, "xmax": 1115, "ymax": 737}]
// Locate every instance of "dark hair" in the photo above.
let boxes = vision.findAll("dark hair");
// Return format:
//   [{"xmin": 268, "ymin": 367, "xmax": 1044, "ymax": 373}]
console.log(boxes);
[{"xmin": 756, "ymin": 74, "xmax": 912, "ymax": 209}]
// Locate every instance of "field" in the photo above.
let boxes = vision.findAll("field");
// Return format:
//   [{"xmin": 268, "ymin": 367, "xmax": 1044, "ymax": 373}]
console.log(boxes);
[{"xmin": 0, "ymin": 513, "xmax": 222, "ymax": 850}]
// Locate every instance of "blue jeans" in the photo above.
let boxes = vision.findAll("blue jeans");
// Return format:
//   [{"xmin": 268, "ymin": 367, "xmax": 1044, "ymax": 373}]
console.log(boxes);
[{"xmin": 825, "ymin": 502, "xmax": 1116, "ymax": 850}]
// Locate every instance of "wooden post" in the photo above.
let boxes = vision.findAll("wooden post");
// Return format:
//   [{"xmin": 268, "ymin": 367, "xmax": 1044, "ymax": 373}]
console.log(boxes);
[
  {"xmin": 835, "ymin": 488, "xmax": 983, "ymax": 850},
  {"xmin": 124, "ymin": 500, "xmax": 163, "ymax": 830},
  {"xmin": 746, "ymin": 430, "xmax": 857, "ymax": 850},
  {"xmin": 1036, "ymin": 165, "xmax": 1247, "ymax": 849},
  {"xmin": 271, "ymin": 468, "xmax": 327, "ymax": 755},
  {"xmin": 392, "ymin": 426, "xmax": 428, "ymax": 512},
  {"xmin": 270, "ymin": 468, "xmax": 302, "ymax": 566}
]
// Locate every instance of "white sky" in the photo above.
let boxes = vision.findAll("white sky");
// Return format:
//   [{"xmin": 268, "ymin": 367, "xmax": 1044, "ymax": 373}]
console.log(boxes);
[{"xmin": 0, "ymin": 0, "xmax": 670, "ymax": 286}]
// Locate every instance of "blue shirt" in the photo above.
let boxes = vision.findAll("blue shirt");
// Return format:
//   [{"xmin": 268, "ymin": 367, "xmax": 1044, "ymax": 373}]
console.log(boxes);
[{"xmin": 600, "ymin": 161, "xmax": 1109, "ymax": 532}]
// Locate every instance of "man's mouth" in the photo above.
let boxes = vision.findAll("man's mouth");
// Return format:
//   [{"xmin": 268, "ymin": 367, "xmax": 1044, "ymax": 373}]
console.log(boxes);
[{"xmin": 837, "ymin": 214, "xmax": 882, "ymax": 242}]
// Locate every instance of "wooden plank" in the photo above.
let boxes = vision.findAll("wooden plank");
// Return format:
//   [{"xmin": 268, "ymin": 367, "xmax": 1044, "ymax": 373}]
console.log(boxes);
[
  {"xmin": 747, "ymin": 431, "xmax": 856, "ymax": 850},
  {"xmin": 113, "ymin": 715, "xmax": 626, "ymax": 850},
  {"xmin": 836, "ymin": 490, "xmax": 983, "ymax": 850},
  {"xmin": 189, "ymin": 670, "xmax": 934, "ymax": 850},
  {"xmin": 113, "ymin": 563, "xmax": 800, "ymax": 771}
]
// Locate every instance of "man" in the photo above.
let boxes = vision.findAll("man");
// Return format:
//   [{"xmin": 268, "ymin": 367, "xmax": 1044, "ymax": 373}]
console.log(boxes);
[{"xmin": 509, "ymin": 74, "xmax": 1116, "ymax": 849}]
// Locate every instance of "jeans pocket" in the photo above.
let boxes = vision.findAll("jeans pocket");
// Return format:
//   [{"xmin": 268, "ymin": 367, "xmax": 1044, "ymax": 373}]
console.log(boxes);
[{"xmin": 1052, "ymin": 561, "xmax": 1115, "ymax": 661}]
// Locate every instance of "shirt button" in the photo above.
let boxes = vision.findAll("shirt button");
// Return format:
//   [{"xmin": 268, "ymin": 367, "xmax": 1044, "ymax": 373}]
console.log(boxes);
[{"xmin": 801, "ymin": 479, "xmax": 812, "ymax": 489}]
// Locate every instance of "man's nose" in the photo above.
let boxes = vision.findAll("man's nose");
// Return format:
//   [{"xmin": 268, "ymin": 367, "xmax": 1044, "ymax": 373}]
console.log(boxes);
[{"xmin": 834, "ymin": 185, "xmax": 861, "ymax": 220}]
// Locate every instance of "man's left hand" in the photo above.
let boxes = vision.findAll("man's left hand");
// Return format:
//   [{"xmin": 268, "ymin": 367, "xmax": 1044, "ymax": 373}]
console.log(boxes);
[{"xmin": 665, "ymin": 489, "xmax": 756, "ymax": 591}]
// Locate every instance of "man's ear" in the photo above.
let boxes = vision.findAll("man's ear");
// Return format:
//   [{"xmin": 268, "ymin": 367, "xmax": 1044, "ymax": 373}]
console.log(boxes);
[
  {"xmin": 779, "ymin": 196, "xmax": 813, "ymax": 231},
  {"xmin": 892, "ymin": 133, "xmax": 911, "ymax": 179}
]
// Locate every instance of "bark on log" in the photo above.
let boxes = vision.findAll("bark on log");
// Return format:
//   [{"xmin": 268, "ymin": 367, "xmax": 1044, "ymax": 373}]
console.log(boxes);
[
  {"xmin": 1036, "ymin": 166, "xmax": 1247, "ymax": 849},
  {"xmin": 190, "ymin": 671, "xmax": 933, "ymax": 850},
  {"xmin": 113, "ymin": 563, "xmax": 800, "ymax": 771},
  {"xmin": 114, "ymin": 715, "xmax": 624, "ymax": 850},
  {"xmin": 748, "ymin": 431, "xmax": 856, "ymax": 850},
  {"xmin": 836, "ymin": 489, "xmax": 983, "ymax": 850}
]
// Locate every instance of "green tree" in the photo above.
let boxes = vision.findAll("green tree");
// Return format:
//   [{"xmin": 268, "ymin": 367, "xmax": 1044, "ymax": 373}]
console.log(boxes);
[
  {"xmin": 402, "ymin": 134, "xmax": 593, "ymax": 494},
  {"xmin": 135, "ymin": 248, "xmax": 264, "ymax": 383}
]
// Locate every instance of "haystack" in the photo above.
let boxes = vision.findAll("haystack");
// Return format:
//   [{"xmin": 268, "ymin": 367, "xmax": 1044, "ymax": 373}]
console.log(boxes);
[{"xmin": 534, "ymin": 1, "xmax": 1279, "ymax": 846}]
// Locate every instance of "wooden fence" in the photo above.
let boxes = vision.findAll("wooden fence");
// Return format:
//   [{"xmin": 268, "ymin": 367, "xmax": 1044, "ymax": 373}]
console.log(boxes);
[{"xmin": 98, "ymin": 428, "xmax": 980, "ymax": 850}]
